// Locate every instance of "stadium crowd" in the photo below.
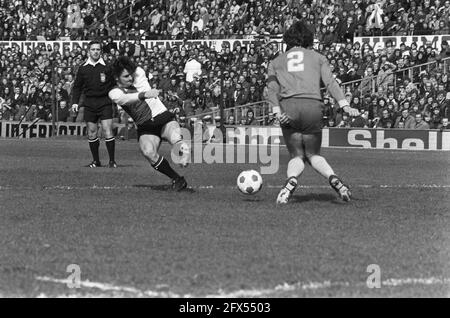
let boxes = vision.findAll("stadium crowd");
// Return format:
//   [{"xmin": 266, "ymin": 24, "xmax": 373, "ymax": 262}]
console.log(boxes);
[
  {"xmin": 0, "ymin": 0, "xmax": 449, "ymax": 131},
  {"xmin": 2, "ymin": 0, "xmax": 450, "ymax": 40}
]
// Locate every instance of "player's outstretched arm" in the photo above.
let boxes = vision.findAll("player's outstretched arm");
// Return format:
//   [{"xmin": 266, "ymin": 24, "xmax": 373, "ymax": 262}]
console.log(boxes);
[
  {"xmin": 133, "ymin": 67, "xmax": 152, "ymax": 91},
  {"xmin": 131, "ymin": 66, "xmax": 161, "ymax": 98},
  {"xmin": 266, "ymin": 62, "xmax": 280, "ymax": 114},
  {"xmin": 266, "ymin": 62, "xmax": 290, "ymax": 125},
  {"xmin": 109, "ymin": 88, "xmax": 158, "ymax": 106}
]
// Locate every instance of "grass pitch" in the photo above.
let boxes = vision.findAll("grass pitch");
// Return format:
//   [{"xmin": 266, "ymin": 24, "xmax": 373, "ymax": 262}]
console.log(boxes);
[{"xmin": 0, "ymin": 138, "xmax": 449, "ymax": 297}]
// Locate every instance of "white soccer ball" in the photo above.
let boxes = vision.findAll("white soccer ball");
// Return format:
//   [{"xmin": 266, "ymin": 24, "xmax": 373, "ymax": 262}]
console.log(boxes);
[{"xmin": 237, "ymin": 170, "xmax": 263, "ymax": 195}]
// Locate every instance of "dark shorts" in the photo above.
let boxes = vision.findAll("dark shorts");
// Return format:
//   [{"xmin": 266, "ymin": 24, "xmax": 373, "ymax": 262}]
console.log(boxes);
[
  {"xmin": 280, "ymin": 98, "xmax": 324, "ymax": 159},
  {"xmin": 84, "ymin": 105, "xmax": 113, "ymax": 123},
  {"xmin": 280, "ymin": 98, "xmax": 324, "ymax": 134},
  {"xmin": 137, "ymin": 111, "xmax": 176, "ymax": 140}
]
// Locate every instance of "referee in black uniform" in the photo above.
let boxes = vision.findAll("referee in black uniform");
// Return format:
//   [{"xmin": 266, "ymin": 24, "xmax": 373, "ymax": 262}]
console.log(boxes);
[{"xmin": 71, "ymin": 40, "xmax": 117, "ymax": 168}]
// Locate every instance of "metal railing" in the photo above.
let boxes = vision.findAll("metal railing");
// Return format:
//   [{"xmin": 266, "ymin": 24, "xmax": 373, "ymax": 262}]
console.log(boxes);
[
  {"xmin": 337, "ymin": 57, "xmax": 450, "ymax": 98},
  {"xmin": 185, "ymin": 101, "xmax": 269, "ymax": 125}
]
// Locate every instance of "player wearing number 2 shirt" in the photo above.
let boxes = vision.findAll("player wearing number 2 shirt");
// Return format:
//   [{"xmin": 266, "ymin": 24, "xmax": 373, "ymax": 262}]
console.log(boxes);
[{"xmin": 266, "ymin": 21, "xmax": 360, "ymax": 205}]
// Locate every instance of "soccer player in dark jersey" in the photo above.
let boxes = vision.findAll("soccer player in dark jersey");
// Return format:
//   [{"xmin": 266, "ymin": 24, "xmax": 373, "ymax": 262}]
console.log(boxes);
[
  {"xmin": 71, "ymin": 41, "xmax": 117, "ymax": 168},
  {"xmin": 267, "ymin": 21, "xmax": 360, "ymax": 204},
  {"xmin": 108, "ymin": 57, "xmax": 189, "ymax": 191}
]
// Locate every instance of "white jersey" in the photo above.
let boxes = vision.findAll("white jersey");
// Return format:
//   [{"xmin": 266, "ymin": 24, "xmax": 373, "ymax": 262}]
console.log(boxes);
[{"xmin": 133, "ymin": 67, "xmax": 167, "ymax": 117}]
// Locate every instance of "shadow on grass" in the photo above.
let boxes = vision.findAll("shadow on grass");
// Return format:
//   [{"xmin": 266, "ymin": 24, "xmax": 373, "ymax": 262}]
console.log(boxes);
[
  {"xmin": 133, "ymin": 184, "xmax": 196, "ymax": 193},
  {"xmin": 290, "ymin": 193, "xmax": 339, "ymax": 203}
]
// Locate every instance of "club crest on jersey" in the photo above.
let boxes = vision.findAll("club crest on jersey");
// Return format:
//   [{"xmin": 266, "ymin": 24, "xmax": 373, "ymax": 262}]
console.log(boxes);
[{"xmin": 100, "ymin": 72, "xmax": 106, "ymax": 83}]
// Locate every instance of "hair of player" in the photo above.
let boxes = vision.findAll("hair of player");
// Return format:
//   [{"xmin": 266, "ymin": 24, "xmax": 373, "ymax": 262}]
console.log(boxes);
[
  {"xmin": 88, "ymin": 40, "xmax": 102, "ymax": 49},
  {"xmin": 110, "ymin": 56, "xmax": 137, "ymax": 80},
  {"xmin": 283, "ymin": 21, "xmax": 314, "ymax": 51}
]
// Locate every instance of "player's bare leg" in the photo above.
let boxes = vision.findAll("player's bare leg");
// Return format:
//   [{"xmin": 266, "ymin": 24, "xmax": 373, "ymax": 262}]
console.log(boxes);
[
  {"xmin": 87, "ymin": 121, "xmax": 101, "ymax": 167},
  {"xmin": 139, "ymin": 134, "xmax": 187, "ymax": 191},
  {"xmin": 309, "ymin": 155, "xmax": 334, "ymax": 178},
  {"xmin": 308, "ymin": 154, "xmax": 351, "ymax": 201},
  {"xmin": 304, "ymin": 133, "xmax": 351, "ymax": 201},
  {"xmin": 277, "ymin": 157, "xmax": 305, "ymax": 205},
  {"xmin": 277, "ymin": 130, "xmax": 304, "ymax": 204},
  {"xmin": 101, "ymin": 118, "xmax": 117, "ymax": 168},
  {"xmin": 162, "ymin": 121, "xmax": 190, "ymax": 168}
]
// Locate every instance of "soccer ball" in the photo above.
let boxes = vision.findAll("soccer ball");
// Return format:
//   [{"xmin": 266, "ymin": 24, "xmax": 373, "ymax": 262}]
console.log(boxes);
[{"xmin": 237, "ymin": 170, "xmax": 263, "ymax": 195}]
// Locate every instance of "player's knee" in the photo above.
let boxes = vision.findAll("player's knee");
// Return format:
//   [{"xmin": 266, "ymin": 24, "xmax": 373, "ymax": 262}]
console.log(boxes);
[
  {"xmin": 103, "ymin": 128, "xmax": 114, "ymax": 139},
  {"xmin": 290, "ymin": 155, "xmax": 305, "ymax": 163},
  {"xmin": 141, "ymin": 145, "xmax": 159, "ymax": 164},
  {"xmin": 101, "ymin": 123, "xmax": 114, "ymax": 139},
  {"xmin": 146, "ymin": 152, "xmax": 160, "ymax": 165},
  {"xmin": 170, "ymin": 135, "xmax": 183, "ymax": 146},
  {"xmin": 167, "ymin": 128, "xmax": 183, "ymax": 145},
  {"xmin": 288, "ymin": 146, "xmax": 304, "ymax": 159},
  {"xmin": 299, "ymin": 156, "xmax": 307, "ymax": 166},
  {"xmin": 304, "ymin": 153, "xmax": 315, "ymax": 164},
  {"xmin": 87, "ymin": 130, "xmax": 97, "ymax": 139}
]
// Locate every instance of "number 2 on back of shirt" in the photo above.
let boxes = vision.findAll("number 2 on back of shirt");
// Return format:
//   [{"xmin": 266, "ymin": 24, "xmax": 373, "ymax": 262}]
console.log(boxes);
[{"xmin": 287, "ymin": 51, "xmax": 304, "ymax": 72}]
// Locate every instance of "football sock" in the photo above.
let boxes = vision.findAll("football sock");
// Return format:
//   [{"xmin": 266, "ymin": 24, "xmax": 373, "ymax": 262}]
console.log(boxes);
[
  {"xmin": 88, "ymin": 137, "xmax": 100, "ymax": 163},
  {"xmin": 105, "ymin": 137, "xmax": 116, "ymax": 162},
  {"xmin": 287, "ymin": 157, "xmax": 305, "ymax": 179},
  {"xmin": 152, "ymin": 155, "xmax": 180, "ymax": 180},
  {"xmin": 284, "ymin": 176, "xmax": 298, "ymax": 192},
  {"xmin": 310, "ymin": 155, "xmax": 335, "ymax": 179}
]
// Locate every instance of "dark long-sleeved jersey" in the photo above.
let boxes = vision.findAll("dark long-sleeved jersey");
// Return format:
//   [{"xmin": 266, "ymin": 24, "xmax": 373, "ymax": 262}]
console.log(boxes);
[
  {"xmin": 71, "ymin": 59, "xmax": 114, "ymax": 108},
  {"xmin": 267, "ymin": 47, "xmax": 347, "ymax": 109}
]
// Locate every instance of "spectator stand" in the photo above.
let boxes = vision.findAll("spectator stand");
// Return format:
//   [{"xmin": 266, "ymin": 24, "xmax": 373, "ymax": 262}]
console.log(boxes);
[
  {"xmin": 4, "ymin": 0, "xmax": 450, "ymax": 41},
  {"xmin": 1, "ymin": 33, "xmax": 450, "ymax": 135}
]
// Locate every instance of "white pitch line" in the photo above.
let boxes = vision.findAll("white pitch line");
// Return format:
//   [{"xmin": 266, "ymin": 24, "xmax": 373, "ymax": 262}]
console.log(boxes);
[
  {"xmin": 1, "ymin": 184, "xmax": 450, "ymax": 191},
  {"xmin": 205, "ymin": 281, "xmax": 342, "ymax": 298},
  {"xmin": 36, "ymin": 276, "xmax": 144, "ymax": 295},
  {"xmin": 209, "ymin": 278, "xmax": 450, "ymax": 298},
  {"xmin": 35, "ymin": 276, "xmax": 450, "ymax": 298},
  {"xmin": 382, "ymin": 277, "xmax": 450, "ymax": 287},
  {"xmin": 2, "ymin": 138, "xmax": 450, "ymax": 152},
  {"xmin": 35, "ymin": 276, "xmax": 187, "ymax": 298}
]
